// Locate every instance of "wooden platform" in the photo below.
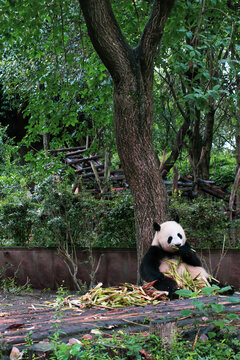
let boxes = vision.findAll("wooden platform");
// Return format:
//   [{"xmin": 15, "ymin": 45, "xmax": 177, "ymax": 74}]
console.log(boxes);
[{"xmin": 1, "ymin": 294, "xmax": 240, "ymax": 351}]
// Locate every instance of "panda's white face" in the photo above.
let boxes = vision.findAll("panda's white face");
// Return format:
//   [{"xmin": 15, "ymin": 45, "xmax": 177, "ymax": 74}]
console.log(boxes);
[{"xmin": 152, "ymin": 221, "xmax": 186, "ymax": 253}]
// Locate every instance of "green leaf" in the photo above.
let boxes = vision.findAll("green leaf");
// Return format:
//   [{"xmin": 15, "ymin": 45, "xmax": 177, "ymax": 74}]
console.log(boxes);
[
  {"xmin": 175, "ymin": 289, "xmax": 192, "ymax": 298},
  {"xmin": 210, "ymin": 303, "xmax": 225, "ymax": 313},
  {"xmin": 192, "ymin": 299, "xmax": 205, "ymax": 310},
  {"xmin": 208, "ymin": 331, "xmax": 216, "ymax": 339},
  {"xmin": 180, "ymin": 309, "xmax": 192, "ymax": 317},
  {"xmin": 226, "ymin": 297, "xmax": 239, "ymax": 303},
  {"xmin": 214, "ymin": 320, "xmax": 225, "ymax": 329},
  {"xmin": 226, "ymin": 313, "xmax": 239, "ymax": 320},
  {"xmin": 201, "ymin": 286, "xmax": 219, "ymax": 296},
  {"xmin": 217, "ymin": 286, "xmax": 232, "ymax": 293}
]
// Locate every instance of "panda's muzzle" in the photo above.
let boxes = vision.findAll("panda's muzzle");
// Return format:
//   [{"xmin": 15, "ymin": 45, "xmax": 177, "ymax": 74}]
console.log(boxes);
[{"xmin": 172, "ymin": 243, "xmax": 181, "ymax": 248}]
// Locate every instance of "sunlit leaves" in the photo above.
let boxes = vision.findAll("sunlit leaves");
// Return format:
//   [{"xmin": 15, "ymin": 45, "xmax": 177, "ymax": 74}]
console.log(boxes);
[{"xmin": 0, "ymin": 0, "xmax": 114, "ymax": 150}]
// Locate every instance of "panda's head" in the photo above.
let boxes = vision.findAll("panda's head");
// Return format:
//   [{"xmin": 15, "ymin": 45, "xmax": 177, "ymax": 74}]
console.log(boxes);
[{"xmin": 152, "ymin": 221, "xmax": 186, "ymax": 253}]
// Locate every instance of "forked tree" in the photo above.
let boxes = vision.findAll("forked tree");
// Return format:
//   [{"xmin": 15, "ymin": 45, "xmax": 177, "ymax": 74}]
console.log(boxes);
[{"xmin": 79, "ymin": 0, "xmax": 175, "ymax": 279}]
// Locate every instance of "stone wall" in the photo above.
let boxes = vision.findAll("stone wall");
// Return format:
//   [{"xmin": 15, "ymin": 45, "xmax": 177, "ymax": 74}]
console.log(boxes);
[{"xmin": 0, "ymin": 248, "xmax": 239, "ymax": 290}]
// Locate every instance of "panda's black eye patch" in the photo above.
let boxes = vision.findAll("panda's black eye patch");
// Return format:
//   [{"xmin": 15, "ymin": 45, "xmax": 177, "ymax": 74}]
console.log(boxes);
[
  {"xmin": 178, "ymin": 233, "xmax": 182, "ymax": 239},
  {"xmin": 167, "ymin": 236, "xmax": 173, "ymax": 244}
]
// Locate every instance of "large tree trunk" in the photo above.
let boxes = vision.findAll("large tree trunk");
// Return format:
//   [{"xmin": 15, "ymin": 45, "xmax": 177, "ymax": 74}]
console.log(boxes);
[
  {"xmin": 114, "ymin": 72, "xmax": 168, "ymax": 273},
  {"xmin": 79, "ymin": 0, "xmax": 174, "ymax": 277}
]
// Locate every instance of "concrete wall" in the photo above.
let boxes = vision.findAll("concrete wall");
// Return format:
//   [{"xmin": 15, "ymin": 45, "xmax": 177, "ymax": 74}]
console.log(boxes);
[{"xmin": 0, "ymin": 248, "xmax": 239, "ymax": 290}]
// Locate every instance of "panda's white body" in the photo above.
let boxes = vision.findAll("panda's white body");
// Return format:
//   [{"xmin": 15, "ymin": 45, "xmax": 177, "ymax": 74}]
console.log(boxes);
[
  {"xmin": 140, "ymin": 221, "xmax": 212, "ymax": 297},
  {"xmin": 153, "ymin": 221, "xmax": 210, "ymax": 284},
  {"xmin": 159, "ymin": 258, "xmax": 210, "ymax": 285},
  {"xmin": 140, "ymin": 220, "xmax": 234, "ymax": 298}
]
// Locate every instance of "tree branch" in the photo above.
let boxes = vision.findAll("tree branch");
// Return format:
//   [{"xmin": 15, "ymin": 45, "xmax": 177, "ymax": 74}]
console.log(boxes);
[
  {"xmin": 137, "ymin": 0, "xmax": 175, "ymax": 75},
  {"xmin": 79, "ymin": 0, "xmax": 175, "ymax": 82},
  {"xmin": 79, "ymin": 0, "xmax": 133, "ymax": 82}
]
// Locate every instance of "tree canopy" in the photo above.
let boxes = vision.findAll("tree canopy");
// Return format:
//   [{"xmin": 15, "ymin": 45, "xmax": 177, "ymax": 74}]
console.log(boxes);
[{"xmin": 0, "ymin": 0, "xmax": 240, "ymax": 257}]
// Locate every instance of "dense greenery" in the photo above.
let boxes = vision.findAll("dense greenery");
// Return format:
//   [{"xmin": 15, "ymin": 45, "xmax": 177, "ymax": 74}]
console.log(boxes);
[
  {"xmin": 0, "ymin": 178, "xmax": 235, "ymax": 249},
  {"xmin": 0, "ymin": 125, "xmax": 238, "ymax": 249},
  {"xmin": 0, "ymin": 1, "xmax": 240, "ymax": 249},
  {"xmin": 52, "ymin": 331, "xmax": 240, "ymax": 360},
  {"xmin": 0, "ymin": 0, "xmax": 239, "ymax": 160}
]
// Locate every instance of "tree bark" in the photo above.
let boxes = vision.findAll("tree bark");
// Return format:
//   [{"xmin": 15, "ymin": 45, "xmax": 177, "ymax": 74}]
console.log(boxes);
[
  {"xmin": 79, "ymin": 0, "xmax": 174, "ymax": 277},
  {"xmin": 200, "ymin": 105, "xmax": 215, "ymax": 179}
]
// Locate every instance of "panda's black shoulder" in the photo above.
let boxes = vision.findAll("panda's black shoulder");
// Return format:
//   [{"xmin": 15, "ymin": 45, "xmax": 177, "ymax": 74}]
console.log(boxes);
[{"xmin": 143, "ymin": 245, "xmax": 169, "ymax": 261}]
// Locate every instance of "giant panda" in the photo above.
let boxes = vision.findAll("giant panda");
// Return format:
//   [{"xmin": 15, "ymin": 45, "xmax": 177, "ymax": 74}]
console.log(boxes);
[{"xmin": 140, "ymin": 221, "xmax": 234, "ymax": 299}]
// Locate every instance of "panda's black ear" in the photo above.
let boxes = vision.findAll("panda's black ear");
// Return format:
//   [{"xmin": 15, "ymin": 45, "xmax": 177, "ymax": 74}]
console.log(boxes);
[
  {"xmin": 153, "ymin": 222, "xmax": 161, "ymax": 231},
  {"xmin": 174, "ymin": 214, "xmax": 180, "ymax": 223}
]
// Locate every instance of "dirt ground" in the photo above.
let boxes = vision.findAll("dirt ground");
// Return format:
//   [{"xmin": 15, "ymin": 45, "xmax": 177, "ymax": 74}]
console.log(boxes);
[{"xmin": 0, "ymin": 289, "xmax": 61, "ymax": 310}]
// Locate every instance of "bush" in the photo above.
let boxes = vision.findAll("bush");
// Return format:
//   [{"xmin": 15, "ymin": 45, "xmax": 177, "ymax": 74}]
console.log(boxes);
[
  {"xmin": 0, "ymin": 198, "xmax": 39, "ymax": 246},
  {"xmin": 0, "ymin": 184, "xmax": 235, "ymax": 249},
  {"xmin": 98, "ymin": 190, "xmax": 135, "ymax": 248},
  {"xmin": 170, "ymin": 196, "xmax": 229, "ymax": 249},
  {"xmin": 0, "ymin": 176, "xmax": 136, "ymax": 248},
  {"xmin": 34, "ymin": 181, "xmax": 135, "ymax": 248},
  {"xmin": 52, "ymin": 331, "xmax": 240, "ymax": 360},
  {"xmin": 210, "ymin": 153, "xmax": 235, "ymax": 188}
]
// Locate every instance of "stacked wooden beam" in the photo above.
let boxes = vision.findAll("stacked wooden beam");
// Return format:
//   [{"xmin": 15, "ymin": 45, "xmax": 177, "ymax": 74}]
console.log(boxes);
[
  {"xmin": 166, "ymin": 175, "xmax": 230, "ymax": 200},
  {"xmin": 49, "ymin": 147, "xmax": 127, "ymax": 192},
  {"xmin": 49, "ymin": 147, "xmax": 230, "ymax": 199}
]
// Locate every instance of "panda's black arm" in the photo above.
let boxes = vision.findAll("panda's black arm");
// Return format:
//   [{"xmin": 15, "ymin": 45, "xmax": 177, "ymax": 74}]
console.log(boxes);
[
  {"xmin": 140, "ymin": 246, "xmax": 167, "ymax": 282},
  {"xmin": 140, "ymin": 246, "xmax": 179, "ymax": 296},
  {"xmin": 178, "ymin": 241, "xmax": 202, "ymax": 266}
]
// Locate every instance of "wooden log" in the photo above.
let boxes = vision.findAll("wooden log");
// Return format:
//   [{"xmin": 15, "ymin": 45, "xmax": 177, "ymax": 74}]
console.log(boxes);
[
  {"xmin": 164, "ymin": 181, "xmax": 194, "ymax": 187},
  {"xmin": 198, "ymin": 178, "xmax": 216, "ymax": 185},
  {"xmin": 198, "ymin": 182, "xmax": 229, "ymax": 199},
  {"xmin": 66, "ymin": 149, "xmax": 89, "ymax": 157},
  {"xmin": 177, "ymin": 175, "xmax": 191, "ymax": 183},
  {"xmin": 198, "ymin": 185, "xmax": 228, "ymax": 200},
  {"xmin": 65, "ymin": 158, "xmax": 85, "ymax": 165},
  {"xmin": 48, "ymin": 146, "xmax": 86, "ymax": 153},
  {"xmin": 150, "ymin": 319, "xmax": 177, "ymax": 343},
  {"xmin": 81, "ymin": 171, "xmax": 104, "ymax": 178},
  {"xmin": 74, "ymin": 155, "xmax": 103, "ymax": 164},
  {"xmin": 111, "ymin": 168, "xmax": 124, "ymax": 174},
  {"xmin": 74, "ymin": 164, "xmax": 104, "ymax": 172},
  {"xmin": 90, "ymin": 160, "xmax": 103, "ymax": 193}
]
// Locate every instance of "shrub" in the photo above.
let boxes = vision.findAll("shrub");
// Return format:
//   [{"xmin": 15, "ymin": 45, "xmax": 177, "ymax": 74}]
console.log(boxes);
[
  {"xmin": 51, "ymin": 331, "xmax": 240, "ymax": 360},
  {"xmin": 0, "ymin": 198, "xmax": 39, "ymax": 246},
  {"xmin": 0, "ymin": 176, "xmax": 136, "ymax": 248},
  {"xmin": 98, "ymin": 190, "xmax": 135, "ymax": 248},
  {"xmin": 34, "ymin": 181, "xmax": 135, "ymax": 248},
  {"xmin": 169, "ymin": 196, "xmax": 229, "ymax": 249},
  {"xmin": 210, "ymin": 153, "xmax": 235, "ymax": 188}
]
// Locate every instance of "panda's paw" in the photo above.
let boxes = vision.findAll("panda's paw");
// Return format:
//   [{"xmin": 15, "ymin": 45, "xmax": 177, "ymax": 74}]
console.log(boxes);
[
  {"xmin": 169, "ymin": 288, "xmax": 180, "ymax": 300},
  {"xmin": 178, "ymin": 244, "xmax": 191, "ymax": 256}
]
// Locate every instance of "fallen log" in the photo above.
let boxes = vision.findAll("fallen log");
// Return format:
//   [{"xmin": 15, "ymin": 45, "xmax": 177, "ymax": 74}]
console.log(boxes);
[
  {"xmin": 0, "ymin": 294, "xmax": 239, "ymax": 351},
  {"xmin": 48, "ymin": 146, "xmax": 86, "ymax": 153}
]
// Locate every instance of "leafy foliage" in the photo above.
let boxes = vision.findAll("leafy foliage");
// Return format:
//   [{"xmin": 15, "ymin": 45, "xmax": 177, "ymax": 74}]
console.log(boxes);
[
  {"xmin": 0, "ymin": 171, "xmax": 136, "ymax": 248},
  {"xmin": 51, "ymin": 330, "xmax": 240, "ymax": 360},
  {"xmin": 210, "ymin": 152, "xmax": 236, "ymax": 187},
  {"xmin": 170, "ymin": 196, "xmax": 230, "ymax": 249},
  {"xmin": 0, "ymin": 0, "xmax": 239, "ymax": 252},
  {"xmin": 0, "ymin": 0, "xmax": 114, "ymax": 151}
]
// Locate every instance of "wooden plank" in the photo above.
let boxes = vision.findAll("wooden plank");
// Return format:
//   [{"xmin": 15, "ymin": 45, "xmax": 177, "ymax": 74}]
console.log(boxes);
[
  {"xmin": 0, "ymin": 294, "xmax": 239, "ymax": 349},
  {"xmin": 48, "ymin": 146, "xmax": 86, "ymax": 153}
]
